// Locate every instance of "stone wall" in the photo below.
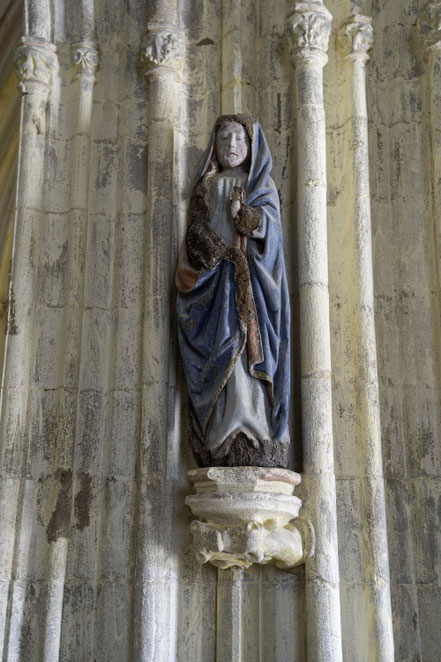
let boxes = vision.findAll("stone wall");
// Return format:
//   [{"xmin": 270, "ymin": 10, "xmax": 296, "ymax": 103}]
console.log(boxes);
[{"xmin": 0, "ymin": 0, "xmax": 440, "ymax": 660}]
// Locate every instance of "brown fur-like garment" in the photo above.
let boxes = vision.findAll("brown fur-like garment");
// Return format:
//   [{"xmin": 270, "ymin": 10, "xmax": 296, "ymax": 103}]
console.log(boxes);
[
  {"xmin": 186, "ymin": 220, "xmax": 226, "ymax": 270},
  {"xmin": 188, "ymin": 404, "xmax": 289, "ymax": 467},
  {"xmin": 235, "ymin": 205, "xmax": 261, "ymax": 236},
  {"xmin": 224, "ymin": 246, "xmax": 255, "ymax": 326},
  {"xmin": 186, "ymin": 189, "xmax": 227, "ymax": 269},
  {"xmin": 216, "ymin": 433, "xmax": 290, "ymax": 468}
]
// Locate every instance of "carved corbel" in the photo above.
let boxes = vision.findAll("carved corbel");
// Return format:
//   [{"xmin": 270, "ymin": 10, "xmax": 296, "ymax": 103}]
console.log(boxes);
[
  {"xmin": 72, "ymin": 41, "xmax": 100, "ymax": 82},
  {"xmin": 418, "ymin": 1, "xmax": 441, "ymax": 60},
  {"xmin": 285, "ymin": 2, "xmax": 332, "ymax": 66},
  {"xmin": 14, "ymin": 36, "xmax": 57, "ymax": 95},
  {"xmin": 186, "ymin": 467, "xmax": 315, "ymax": 571},
  {"xmin": 337, "ymin": 15, "xmax": 373, "ymax": 63},
  {"xmin": 139, "ymin": 22, "xmax": 183, "ymax": 82}
]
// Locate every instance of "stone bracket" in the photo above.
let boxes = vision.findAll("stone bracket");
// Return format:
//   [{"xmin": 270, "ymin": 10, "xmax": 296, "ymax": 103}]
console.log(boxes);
[{"xmin": 185, "ymin": 467, "xmax": 315, "ymax": 571}]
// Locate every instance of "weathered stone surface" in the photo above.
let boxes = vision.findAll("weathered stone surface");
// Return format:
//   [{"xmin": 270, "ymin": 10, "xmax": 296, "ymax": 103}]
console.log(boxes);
[
  {"xmin": 0, "ymin": 0, "xmax": 441, "ymax": 659},
  {"xmin": 186, "ymin": 467, "xmax": 313, "ymax": 570}
]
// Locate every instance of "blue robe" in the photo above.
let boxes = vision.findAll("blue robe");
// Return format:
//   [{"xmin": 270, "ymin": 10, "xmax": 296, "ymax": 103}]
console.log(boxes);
[{"xmin": 176, "ymin": 121, "xmax": 290, "ymax": 455}]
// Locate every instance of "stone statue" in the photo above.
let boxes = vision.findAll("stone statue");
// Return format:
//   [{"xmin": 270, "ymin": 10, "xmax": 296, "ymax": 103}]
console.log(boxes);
[{"xmin": 176, "ymin": 114, "xmax": 290, "ymax": 467}]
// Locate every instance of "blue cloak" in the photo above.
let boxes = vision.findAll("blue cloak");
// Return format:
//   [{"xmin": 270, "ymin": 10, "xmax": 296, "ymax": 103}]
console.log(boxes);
[{"xmin": 176, "ymin": 121, "xmax": 290, "ymax": 448}]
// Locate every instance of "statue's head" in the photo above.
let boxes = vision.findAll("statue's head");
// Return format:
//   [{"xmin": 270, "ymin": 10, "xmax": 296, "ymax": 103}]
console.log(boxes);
[{"xmin": 213, "ymin": 114, "xmax": 254, "ymax": 171}]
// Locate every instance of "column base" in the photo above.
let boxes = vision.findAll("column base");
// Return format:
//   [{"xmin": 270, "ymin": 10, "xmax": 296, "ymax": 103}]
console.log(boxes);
[{"xmin": 185, "ymin": 467, "xmax": 315, "ymax": 570}]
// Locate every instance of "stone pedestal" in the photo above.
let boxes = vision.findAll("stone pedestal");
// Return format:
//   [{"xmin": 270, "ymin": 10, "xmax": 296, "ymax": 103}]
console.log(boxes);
[{"xmin": 185, "ymin": 467, "xmax": 314, "ymax": 570}]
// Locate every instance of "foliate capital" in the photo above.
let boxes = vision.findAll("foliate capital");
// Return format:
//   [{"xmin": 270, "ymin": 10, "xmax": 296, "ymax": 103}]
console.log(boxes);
[
  {"xmin": 14, "ymin": 37, "xmax": 57, "ymax": 95},
  {"xmin": 72, "ymin": 41, "xmax": 100, "ymax": 81},
  {"xmin": 140, "ymin": 23, "xmax": 183, "ymax": 82},
  {"xmin": 419, "ymin": 2, "xmax": 441, "ymax": 58},
  {"xmin": 285, "ymin": 2, "xmax": 332, "ymax": 66},
  {"xmin": 337, "ymin": 15, "xmax": 373, "ymax": 62}
]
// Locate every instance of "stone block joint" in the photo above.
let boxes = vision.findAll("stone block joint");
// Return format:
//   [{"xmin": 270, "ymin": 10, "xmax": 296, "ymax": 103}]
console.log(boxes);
[{"xmin": 185, "ymin": 467, "xmax": 315, "ymax": 570}]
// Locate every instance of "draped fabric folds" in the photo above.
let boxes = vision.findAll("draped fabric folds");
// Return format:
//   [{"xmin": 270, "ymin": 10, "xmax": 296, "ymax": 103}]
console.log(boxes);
[{"xmin": 176, "ymin": 122, "xmax": 290, "ymax": 450}]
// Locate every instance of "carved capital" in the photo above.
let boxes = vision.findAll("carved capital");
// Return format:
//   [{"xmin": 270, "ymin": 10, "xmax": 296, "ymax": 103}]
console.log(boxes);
[
  {"xmin": 337, "ymin": 15, "xmax": 373, "ymax": 62},
  {"xmin": 14, "ymin": 37, "xmax": 57, "ymax": 95},
  {"xmin": 419, "ymin": 2, "xmax": 441, "ymax": 58},
  {"xmin": 72, "ymin": 41, "xmax": 100, "ymax": 81},
  {"xmin": 285, "ymin": 2, "xmax": 332, "ymax": 66},
  {"xmin": 140, "ymin": 22, "xmax": 183, "ymax": 82},
  {"xmin": 186, "ymin": 467, "xmax": 315, "ymax": 570}
]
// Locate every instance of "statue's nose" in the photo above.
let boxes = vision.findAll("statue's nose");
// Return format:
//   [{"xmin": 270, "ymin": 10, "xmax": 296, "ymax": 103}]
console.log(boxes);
[{"xmin": 229, "ymin": 134, "xmax": 237, "ymax": 148}]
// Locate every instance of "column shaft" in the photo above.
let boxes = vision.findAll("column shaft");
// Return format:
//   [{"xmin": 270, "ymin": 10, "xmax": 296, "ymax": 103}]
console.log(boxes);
[
  {"xmin": 40, "ymin": 41, "xmax": 99, "ymax": 662},
  {"xmin": 425, "ymin": 48, "xmax": 441, "ymax": 296},
  {"xmin": 338, "ymin": 15, "xmax": 394, "ymax": 661},
  {"xmin": 216, "ymin": 568, "xmax": 243, "ymax": 662},
  {"xmin": 286, "ymin": 4, "xmax": 343, "ymax": 660},
  {"xmin": 134, "ymin": 23, "xmax": 182, "ymax": 662},
  {"xmin": 0, "ymin": 6, "xmax": 57, "ymax": 656}
]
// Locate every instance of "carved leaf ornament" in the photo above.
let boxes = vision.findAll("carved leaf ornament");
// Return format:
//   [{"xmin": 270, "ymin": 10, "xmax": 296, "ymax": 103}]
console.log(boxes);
[
  {"xmin": 337, "ymin": 17, "xmax": 373, "ymax": 58},
  {"xmin": 291, "ymin": 11, "xmax": 329, "ymax": 51},
  {"xmin": 285, "ymin": 7, "xmax": 332, "ymax": 56},
  {"xmin": 72, "ymin": 43, "xmax": 100, "ymax": 78},
  {"xmin": 14, "ymin": 38, "xmax": 57, "ymax": 92},
  {"xmin": 419, "ymin": 1, "xmax": 441, "ymax": 50},
  {"xmin": 140, "ymin": 24, "xmax": 183, "ymax": 76}
]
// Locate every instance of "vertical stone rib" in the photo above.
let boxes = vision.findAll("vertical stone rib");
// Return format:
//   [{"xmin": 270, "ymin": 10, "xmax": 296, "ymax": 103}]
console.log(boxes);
[
  {"xmin": 216, "ymin": 568, "xmax": 243, "ymax": 662},
  {"xmin": 221, "ymin": 0, "xmax": 256, "ymax": 115},
  {"xmin": 0, "ymin": 1, "xmax": 57, "ymax": 652},
  {"xmin": 63, "ymin": 36, "xmax": 101, "ymax": 662},
  {"xmin": 134, "ymin": 19, "xmax": 182, "ymax": 662},
  {"xmin": 419, "ymin": 4, "xmax": 441, "ymax": 321},
  {"xmin": 337, "ymin": 15, "xmax": 395, "ymax": 661},
  {"xmin": 285, "ymin": 3, "xmax": 343, "ymax": 661},
  {"xmin": 23, "ymin": 0, "xmax": 51, "ymax": 42}
]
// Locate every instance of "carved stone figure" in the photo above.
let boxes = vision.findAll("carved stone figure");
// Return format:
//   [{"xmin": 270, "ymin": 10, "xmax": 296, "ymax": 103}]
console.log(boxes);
[{"xmin": 176, "ymin": 114, "xmax": 290, "ymax": 467}]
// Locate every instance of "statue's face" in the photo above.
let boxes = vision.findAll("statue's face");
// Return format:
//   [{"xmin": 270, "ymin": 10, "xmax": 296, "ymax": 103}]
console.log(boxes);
[{"xmin": 215, "ymin": 121, "xmax": 250, "ymax": 170}]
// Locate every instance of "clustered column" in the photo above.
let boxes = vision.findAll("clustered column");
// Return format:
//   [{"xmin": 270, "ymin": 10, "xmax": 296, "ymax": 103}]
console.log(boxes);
[
  {"xmin": 337, "ymin": 14, "xmax": 395, "ymax": 661},
  {"xmin": 285, "ymin": 3, "xmax": 343, "ymax": 660}
]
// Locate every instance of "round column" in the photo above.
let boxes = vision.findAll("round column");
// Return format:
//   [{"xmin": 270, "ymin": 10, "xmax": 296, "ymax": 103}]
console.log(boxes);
[
  {"xmin": 337, "ymin": 14, "xmax": 395, "ymax": 661},
  {"xmin": 419, "ymin": 3, "xmax": 441, "ymax": 302},
  {"xmin": 0, "ymin": 29, "xmax": 57, "ymax": 660},
  {"xmin": 134, "ymin": 20, "xmax": 183, "ymax": 662},
  {"xmin": 285, "ymin": 3, "xmax": 343, "ymax": 660}
]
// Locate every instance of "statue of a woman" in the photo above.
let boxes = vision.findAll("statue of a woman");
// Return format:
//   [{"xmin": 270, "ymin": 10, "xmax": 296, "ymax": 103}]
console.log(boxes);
[{"xmin": 176, "ymin": 114, "xmax": 290, "ymax": 467}]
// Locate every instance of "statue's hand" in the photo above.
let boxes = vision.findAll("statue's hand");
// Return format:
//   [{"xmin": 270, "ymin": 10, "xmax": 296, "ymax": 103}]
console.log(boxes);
[
  {"xmin": 230, "ymin": 186, "xmax": 246, "ymax": 219},
  {"xmin": 186, "ymin": 222, "xmax": 227, "ymax": 270},
  {"xmin": 234, "ymin": 205, "xmax": 261, "ymax": 236}
]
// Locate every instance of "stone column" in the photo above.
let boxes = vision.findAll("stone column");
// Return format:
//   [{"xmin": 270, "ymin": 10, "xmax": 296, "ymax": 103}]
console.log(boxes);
[
  {"xmin": 0, "ymin": 28, "xmax": 57, "ymax": 658},
  {"xmin": 337, "ymin": 15, "xmax": 395, "ymax": 661},
  {"xmin": 419, "ymin": 3, "xmax": 441, "ymax": 294},
  {"xmin": 221, "ymin": 0, "xmax": 256, "ymax": 116},
  {"xmin": 41, "ymin": 40, "xmax": 99, "ymax": 662},
  {"xmin": 285, "ymin": 3, "xmax": 343, "ymax": 660},
  {"xmin": 136, "ymin": 21, "xmax": 182, "ymax": 662}
]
